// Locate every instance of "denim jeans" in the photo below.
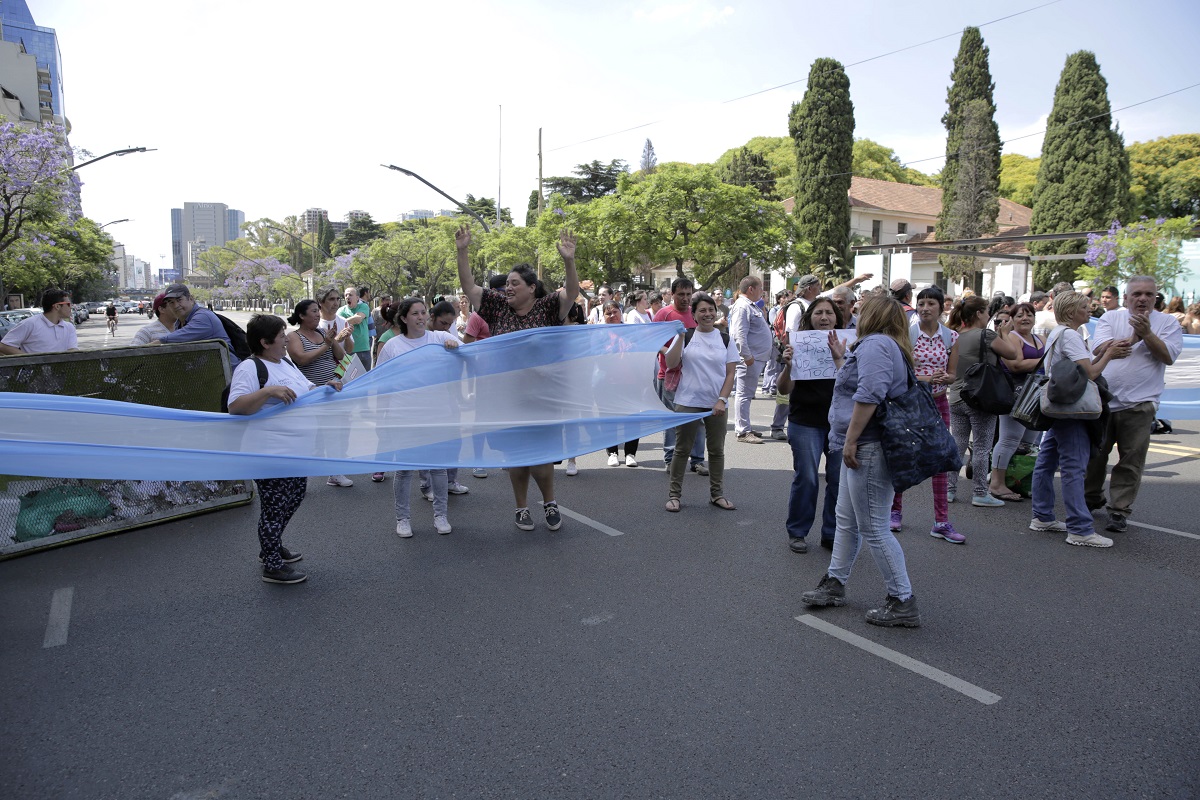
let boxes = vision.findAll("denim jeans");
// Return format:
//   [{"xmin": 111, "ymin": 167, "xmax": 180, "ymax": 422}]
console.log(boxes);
[
  {"xmin": 786, "ymin": 421, "xmax": 839, "ymax": 542},
  {"xmin": 733, "ymin": 358, "xmax": 766, "ymax": 435},
  {"xmin": 1031, "ymin": 420, "xmax": 1094, "ymax": 536},
  {"xmin": 394, "ymin": 469, "xmax": 447, "ymax": 519},
  {"xmin": 655, "ymin": 377, "xmax": 705, "ymax": 464},
  {"xmin": 827, "ymin": 441, "xmax": 913, "ymax": 601}
]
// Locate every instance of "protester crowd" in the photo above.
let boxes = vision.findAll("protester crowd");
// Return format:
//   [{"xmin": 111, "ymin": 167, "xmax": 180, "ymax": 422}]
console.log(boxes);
[{"xmin": 1, "ymin": 233, "xmax": 1190, "ymax": 625}]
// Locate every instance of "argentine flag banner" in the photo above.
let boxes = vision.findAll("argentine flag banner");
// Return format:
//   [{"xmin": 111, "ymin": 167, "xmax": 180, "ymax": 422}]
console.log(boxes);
[
  {"xmin": 0, "ymin": 323, "xmax": 707, "ymax": 481},
  {"xmin": 1158, "ymin": 334, "xmax": 1200, "ymax": 420}
]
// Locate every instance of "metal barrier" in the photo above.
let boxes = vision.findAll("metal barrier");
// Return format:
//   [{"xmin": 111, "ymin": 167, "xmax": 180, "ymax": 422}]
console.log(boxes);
[{"xmin": 0, "ymin": 341, "xmax": 253, "ymax": 559}]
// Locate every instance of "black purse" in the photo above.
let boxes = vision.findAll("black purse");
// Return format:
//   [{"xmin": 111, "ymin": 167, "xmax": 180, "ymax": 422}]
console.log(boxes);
[
  {"xmin": 960, "ymin": 328, "xmax": 1014, "ymax": 414},
  {"xmin": 877, "ymin": 363, "xmax": 963, "ymax": 493},
  {"xmin": 1010, "ymin": 331, "xmax": 1055, "ymax": 431}
]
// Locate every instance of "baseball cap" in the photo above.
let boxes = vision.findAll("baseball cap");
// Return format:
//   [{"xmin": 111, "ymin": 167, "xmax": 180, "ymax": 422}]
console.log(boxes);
[
  {"xmin": 890, "ymin": 278, "xmax": 912, "ymax": 292},
  {"xmin": 162, "ymin": 284, "xmax": 190, "ymax": 299},
  {"xmin": 151, "ymin": 293, "xmax": 167, "ymax": 314},
  {"xmin": 796, "ymin": 275, "xmax": 820, "ymax": 290}
]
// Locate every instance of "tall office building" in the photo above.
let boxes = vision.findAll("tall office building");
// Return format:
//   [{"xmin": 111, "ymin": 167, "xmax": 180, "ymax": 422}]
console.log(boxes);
[
  {"xmin": 171, "ymin": 202, "xmax": 244, "ymax": 275},
  {"xmin": 301, "ymin": 208, "xmax": 328, "ymax": 233},
  {"xmin": 0, "ymin": 1, "xmax": 64, "ymax": 122}
]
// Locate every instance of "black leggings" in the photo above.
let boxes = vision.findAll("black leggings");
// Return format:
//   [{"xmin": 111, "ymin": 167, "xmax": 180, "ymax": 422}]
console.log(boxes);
[
  {"xmin": 253, "ymin": 477, "xmax": 307, "ymax": 570},
  {"xmin": 606, "ymin": 439, "xmax": 640, "ymax": 456}
]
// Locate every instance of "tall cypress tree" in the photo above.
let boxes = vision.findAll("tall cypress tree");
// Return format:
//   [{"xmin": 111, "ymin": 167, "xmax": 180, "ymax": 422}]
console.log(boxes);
[
  {"xmin": 789, "ymin": 57, "xmax": 854, "ymax": 278},
  {"xmin": 937, "ymin": 28, "xmax": 1001, "ymax": 265},
  {"xmin": 1029, "ymin": 51, "xmax": 1131, "ymax": 287}
]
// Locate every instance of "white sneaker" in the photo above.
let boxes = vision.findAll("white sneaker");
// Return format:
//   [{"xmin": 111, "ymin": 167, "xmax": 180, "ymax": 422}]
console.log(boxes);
[
  {"xmin": 566, "ymin": 458, "xmax": 578, "ymax": 476},
  {"xmin": 1029, "ymin": 518, "xmax": 1067, "ymax": 532},
  {"xmin": 420, "ymin": 485, "xmax": 435, "ymax": 502},
  {"xmin": 471, "ymin": 468, "xmax": 488, "ymax": 479},
  {"xmin": 625, "ymin": 455, "xmax": 638, "ymax": 468},
  {"xmin": 447, "ymin": 482, "xmax": 470, "ymax": 495},
  {"xmin": 396, "ymin": 519, "xmax": 412, "ymax": 538},
  {"xmin": 327, "ymin": 475, "xmax": 353, "ymax": 487},
  {"xmin": 607, "ymin": 453, "xmax": 620, "ymax": 466},
  {"xmin": 1066, "ymin": 532, "xmax": 1113, "ymax": 548},
  {"xmin": 434, "ymin": 515, "xmax": 452, "ymax": 535}
]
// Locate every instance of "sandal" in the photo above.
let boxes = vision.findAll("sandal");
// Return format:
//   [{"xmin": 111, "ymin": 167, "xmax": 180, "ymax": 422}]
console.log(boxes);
[
  {"xmin": 665, "ymin": 498, "xmax": 681, "ymax": 513},
  {"xmin": 990, "ymin": 490, "xmax": 1023, "ymax": 502},
  {"xmin": 710, "ymin": 497, "xmax": 736, "ymax": 511}
]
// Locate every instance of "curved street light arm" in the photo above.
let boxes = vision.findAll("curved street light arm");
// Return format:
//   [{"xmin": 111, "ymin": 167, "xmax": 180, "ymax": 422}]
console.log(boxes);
[
  {"xmin": 71, "ymin": 147, "xmax": 156, "ymax": 171},
  {"xmin": 381, "ymin": 164, "xmax": 491, "ymax": 233}
]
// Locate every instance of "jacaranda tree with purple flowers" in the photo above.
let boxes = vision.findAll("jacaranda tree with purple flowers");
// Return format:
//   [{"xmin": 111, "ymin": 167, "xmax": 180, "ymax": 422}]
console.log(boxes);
[{"xmin": 1080, "ymin": 216, "xmax": 1195, "ymax": 294}]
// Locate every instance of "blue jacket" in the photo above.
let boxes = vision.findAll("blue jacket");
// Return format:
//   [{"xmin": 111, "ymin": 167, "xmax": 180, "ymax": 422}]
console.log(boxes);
[{"xmin": 159, "ymin": 305, "xmax": 240, "ymax": 366}]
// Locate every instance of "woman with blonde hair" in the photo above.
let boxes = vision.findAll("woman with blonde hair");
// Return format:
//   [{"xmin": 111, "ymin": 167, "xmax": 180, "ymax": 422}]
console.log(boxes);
[{"xmin": 800, "ymin": 296, "xmax": 924, "ymax": 628}]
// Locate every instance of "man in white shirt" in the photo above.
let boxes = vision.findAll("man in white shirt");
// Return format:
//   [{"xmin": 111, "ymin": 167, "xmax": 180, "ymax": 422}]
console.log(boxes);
[
  {"xmin": 587, "ymin": 286, "xmax": 613, "ymax": 323},
  {"xmin": 0, "ymin": 289, "xmax": 78, "ymax": 355},
  {"xmin": 1084, "ymin": 276, "xmax": 1184, "ymax": 532},
  {"xmin": 783, "ymin": 274, "xmax": 821, "ymax": 333}
]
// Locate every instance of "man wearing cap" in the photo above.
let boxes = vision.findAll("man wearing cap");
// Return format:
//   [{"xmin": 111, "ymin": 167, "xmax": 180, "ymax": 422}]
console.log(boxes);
[
  {"xmin": 1084, "ymin": 276, "xmax": 1183, "ymax": 533},
  {"xmin": 783, "ymin": 273, "xmax": 872, "ymax": 333},
  {"xmin": 133, "ymin": 293, "xmax": 178, "ymax": 345},
  {"xmin": 155, "ymin": 284, "xmax": 240, "ymax": 366},
  {"xmin": 890, "ymin": 279, "xmax": 916, "ymax": 320},
  {"xmin": 0, "ymin": 288, "xmax": 78, "ymax": 355}
]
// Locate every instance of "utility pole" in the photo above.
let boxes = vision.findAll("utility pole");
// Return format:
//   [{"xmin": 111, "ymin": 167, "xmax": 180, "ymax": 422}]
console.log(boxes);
[
  {"xmin": 497, "ymin": 105, "xmax": 502, "ymax": 229},
  {"xmin": 537, "ymin": 128, "xmax": 544, "ymax": 279}
]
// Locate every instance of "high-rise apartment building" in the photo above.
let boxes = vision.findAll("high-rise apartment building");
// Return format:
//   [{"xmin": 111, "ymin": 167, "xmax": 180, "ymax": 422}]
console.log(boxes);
[
  {"xmin": 301, "ymin": 208, "xmax": 328, "ymax": 233},
  {"xmin": 0, "ymin": 1, "xmax": 64, "ymax": 122},
  {"xmin": 171, "ymin": 202, "xmax": 244, "ymax": 275}
]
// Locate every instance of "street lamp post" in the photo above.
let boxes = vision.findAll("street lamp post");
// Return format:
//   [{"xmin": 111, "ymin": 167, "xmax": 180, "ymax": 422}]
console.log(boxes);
[
  {"xmin": 98, "ymin": 218, "xmax": 130, "ymax": 230},
  {"xmin": 380, "ymin": 165, "xmax": 491, "ymax": 233},
  {"xmin": 71, "ymin": 147, "xmax": 156, "ymax": 171}
]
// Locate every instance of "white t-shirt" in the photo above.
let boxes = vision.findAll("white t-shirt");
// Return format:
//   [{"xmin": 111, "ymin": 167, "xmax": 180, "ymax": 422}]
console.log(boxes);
[
  {"xmin": 1033, "ymin": 308, "xmax": 1057, "ymax": 339},
  {"xmin": 625, "ymin": 309, "xmax": 652, "ymax": 324},
  {"xmin": 376, "ymin": 330, "xmax": 458, "ymax": 366},
  {"xmin": 133, "ymin": 318, "xmax": 172, "ymax": 346},
  {"xmin": 1091, "ymin": 309, "xmax": 1184, "ymax": 411},
  {"xmin": 228, "ymin": 357, "xmax": 315, "ymax": 408},
  {"xmin": 783, "ymin": 298, "xmax": 810, "ymax": 333},
  {"xmin": 1, "ymin": 313, "xmax": 77, "ymax": 353},
  {"xmin": 674, "ymin": 329, "xmax": 739, "ymax": 409}
]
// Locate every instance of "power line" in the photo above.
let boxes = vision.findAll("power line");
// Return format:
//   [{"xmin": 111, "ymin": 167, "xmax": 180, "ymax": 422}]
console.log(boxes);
[{"xmin": 547, "ymin": 0, "xmax": 1064, "ymax": 154}]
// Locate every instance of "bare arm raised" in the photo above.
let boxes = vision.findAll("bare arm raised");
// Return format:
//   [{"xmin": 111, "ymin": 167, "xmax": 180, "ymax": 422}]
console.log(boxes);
[
  {"xmin": 557, "ymin": 229, "xmax": 579, "ymax": 322},
  {"xmin": 456, "ymin": 225, "xmax": 483, "ymax": 312}
]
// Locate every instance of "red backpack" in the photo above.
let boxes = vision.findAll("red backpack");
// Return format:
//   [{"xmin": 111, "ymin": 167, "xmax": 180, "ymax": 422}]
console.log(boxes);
[{"xmin": 773, "ymin": 301, "xmax": 798, "ymax": 343}]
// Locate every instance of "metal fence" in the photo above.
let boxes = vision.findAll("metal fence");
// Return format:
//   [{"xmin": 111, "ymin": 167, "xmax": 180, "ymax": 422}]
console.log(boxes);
[{"xmin": 0, "ymin": 341, "xmax": 252, "ymax": 559}]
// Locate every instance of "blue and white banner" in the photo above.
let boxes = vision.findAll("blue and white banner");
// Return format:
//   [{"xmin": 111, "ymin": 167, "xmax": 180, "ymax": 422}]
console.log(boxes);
[
  {"xmin": 0, "ymin": 323, "xmax": 706, "ymax": 480},
  {"xmin": 1157, "ymin": 333, "xmax": 1200, "ymax": 420}
]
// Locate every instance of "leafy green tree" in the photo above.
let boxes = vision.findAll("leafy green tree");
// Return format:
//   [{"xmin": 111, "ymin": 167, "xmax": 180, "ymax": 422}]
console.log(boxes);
[
  {"xmin": 937, "ymin": 27, "xmax": 1001, "ymax": 253},
  {"xmin": 640, "ymin": 139, "xmax": 657, "ymax": 174},
  {"xmin": 721, "ymin": 146, "xmax": 777, "ymax": 200},
  {"xmin": 462, "ymin": 195, "xmax": 513, "ymax": 226},
  {"xmin": 999, "ymin": 153, "xmax": 1039, "ymax": 207},
  {"xmin": 1029, "ymin": 51, "xmax": 1131, "ymax": 287},
  {"xmin": 789, "ymin": 57, "xmax": 855, "ymax": 272},
  {"xmin": 541, "ymin": 161, "xmax": 628, "ymax": 205},
  {"xmin": 332, "ymin": 212, "xmax": 385, "ymax": 255},
  {"xmin": 526, "ymin": 189, "xmax": 541, "ymax": 227},
  {"xmin": 851, "ymin": 139, "xmax": 935, "ymax": 186},
  {"xmin": 715, "ymin": 136, "xmax": 795, "ymax": 198},
  {"xmin": 353, "ymin": 217, "xmax": 460, "ymax": 299},
  {"xmin": 316, "ymin": 216, "xmax": 336, "ymax": 260},
  {"xmin": 1080, "ymin": 217, "xmax": 1195, "ymax": 293},
  {"xmin": 939, "ymin": 99, "xmax": 1001, "ymax": 281},
  {"xmin": 1127, "ymin": 134, "xmax": 1200, "ymax": 219},
  {"xmin": 0, "ymin": 214, "xmax": 112, "ymax": 301}
]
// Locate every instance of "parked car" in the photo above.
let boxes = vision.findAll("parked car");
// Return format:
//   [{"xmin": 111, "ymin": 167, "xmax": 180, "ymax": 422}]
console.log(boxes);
[
  {"xmin": 85, "ymin": 301, "xmax": 106, "ymax": 314},
  {"xmin": 72, "ymin": 304, "xmax": 89, "ymax": 324},
  {"xmin": 0, "ymin": 314, "xmax": 17, "ymax": 335}
]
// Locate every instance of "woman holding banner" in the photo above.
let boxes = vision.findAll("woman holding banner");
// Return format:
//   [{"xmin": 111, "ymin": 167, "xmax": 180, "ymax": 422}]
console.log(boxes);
[
  {"xmin": 286, "ymin": 298, "xmax": 355, "ymax": 489},
  {"xmin": 777, "ymin": 296, "xmax": 847, "ymax": 553}
]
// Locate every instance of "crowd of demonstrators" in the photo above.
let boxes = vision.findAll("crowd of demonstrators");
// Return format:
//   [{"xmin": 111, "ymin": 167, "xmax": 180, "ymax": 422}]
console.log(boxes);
[
  {"xmin": 800, "ymin": 295, "xmax": 923, "ymax": 628},
  {"xmin": 946, "ymin": 295, "xmax": 1021, "ymax": 507},
  {"xmin": 284, "ymin": 298, "xmax": 355, "ymax": 489},
  {"xmin": 0, "ymin": 288, "xmax": 78, "ymax": 355},
  {"xmin": 985, "ymin": 302, "xmax": 1045, "ymax": 501},
  {"xmin": 228, "ymin": 314, "xmax": 343, "ymax": 584},
  {"xmin": 456, "ymin": 224, "xmax": 580, "ymax": 533},
  {"xmin": 376, "ymin": 297, "xmax": 462, "ymax": 538},
  {"xmin": 132, "ymin": 294, "xmax": 175, "ymax": 345},
  {"xmin": 1084, "ymin": 277, "xmax": 1183, "ymax": 534},
  {"xmin": 654, "ymin": 278, "xmax": 708, "ymax": 476},
  {"xmin": 729, "ymin": 275, "xmax": 775, "ymax": 444},
  {"xmin": 663, "ymin": 292, "xmax": 738, "ymax": 513},
  {"xmin": 892, "ymin": 286, "xmax": 963, "ymax": 542},
  {"xmin": 777, "ymin": 296, "xmax": 846, "ymax": 553}
]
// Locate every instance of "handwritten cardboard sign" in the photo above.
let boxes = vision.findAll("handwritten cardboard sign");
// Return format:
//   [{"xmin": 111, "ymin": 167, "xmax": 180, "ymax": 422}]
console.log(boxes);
[{"xmin": 789, "ymin": 329, "xmax": 857, "ymax": 380}]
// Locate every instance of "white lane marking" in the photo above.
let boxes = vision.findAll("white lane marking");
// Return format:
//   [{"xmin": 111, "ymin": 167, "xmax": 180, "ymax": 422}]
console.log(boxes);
[
  {"xmin": 555, "ymin": 505, "xmax": 625, "ymax": 537},
  {"xmin": 43, "ymin": 587, "xmax": 74, "ymax": 649},
  {"xmin": 796, "ymin": 614, "xmax": 1001, "ymax": 706},
  {"xmin": 583, "ymin": 612, "xmax": 614, "ymax": 626},
  {"xmin": 1127, "ymin": 520, "xmax": 1200, "ymax": 541}
]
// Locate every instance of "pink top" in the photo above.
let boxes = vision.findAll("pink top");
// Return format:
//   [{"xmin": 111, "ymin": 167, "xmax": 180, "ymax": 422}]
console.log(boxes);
[
  {"xmin": 464, "ymin": 312, "xmax": 490, "ymax": 341},
  {"xmin": 912, "ymin": 327, "xmax": 957, "ymax": 397}
]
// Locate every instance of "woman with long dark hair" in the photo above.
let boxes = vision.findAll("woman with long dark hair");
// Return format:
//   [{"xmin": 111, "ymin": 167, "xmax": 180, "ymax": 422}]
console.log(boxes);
[
  {"xmin": 286, "ymin": 298, "xmax": 354, "ymax": 489},
  {"xmin": 986, "ymin": 302, "xmax": 1045, "ymax": 500}
]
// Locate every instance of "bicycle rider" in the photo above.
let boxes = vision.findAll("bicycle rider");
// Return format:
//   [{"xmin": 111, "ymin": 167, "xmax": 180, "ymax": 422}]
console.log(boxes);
[{"xmin": 106, "ymin": 302, "xmax": 118, "ymax": 334}]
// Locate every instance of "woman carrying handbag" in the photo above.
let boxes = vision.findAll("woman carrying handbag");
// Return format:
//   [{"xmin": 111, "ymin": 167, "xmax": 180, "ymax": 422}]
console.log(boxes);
[{"xmin": 1029, "ymin": 292, "xmax": 1129, "ymax": 547}]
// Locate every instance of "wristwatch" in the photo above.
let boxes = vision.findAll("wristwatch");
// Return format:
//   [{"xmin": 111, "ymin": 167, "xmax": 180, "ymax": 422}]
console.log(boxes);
[{"xmin": 718, "ymin": 396, "xmax": 729, "ymax": 403}]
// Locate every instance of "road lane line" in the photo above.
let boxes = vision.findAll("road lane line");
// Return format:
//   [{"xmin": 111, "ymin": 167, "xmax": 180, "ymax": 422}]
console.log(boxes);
[
  {"xmin": 796, "ymin": 614, "xmax": 1001, "ymax": 706},
  {"xmin": 1126, "ymin": 520, "xmax": 1200, "ymax": 540},
  {"xmin": 555, "ymin": 505, "xmax": 625, "ymax": 537},
  {"xmin": 43, "ymin": 587, "xmax": 74, "ymax": 648}
]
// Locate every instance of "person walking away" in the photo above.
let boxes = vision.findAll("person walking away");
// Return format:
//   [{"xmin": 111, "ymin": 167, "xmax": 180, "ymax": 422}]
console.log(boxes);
[
  {"xmin": 800, "ymin": 295, "xmax": 923, "ymax": 627},
  {"xmin": 1084, "ymin": 277, "xmax": 1182, "ymax": 533},
  {"xmin": 663, "ymin": 293, "xmax": 737, "ymax": 513},
  {"xmin": 228, "ymin": 314, "xmax": 343, "ymax": 584},
  {"xmin": 776, "ymin": 297, "xmax": 846, "ymax": 553},
  {"xmin": 455, "ymin": 225, "xmax": 580, "ymax": 532},
  {"xmin": 729, "ymin": 276, "xmax": 774, "ymax": 444}
]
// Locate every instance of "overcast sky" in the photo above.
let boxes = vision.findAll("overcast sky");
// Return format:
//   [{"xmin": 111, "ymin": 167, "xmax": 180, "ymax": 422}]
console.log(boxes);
[{"xmin": 35, "ymin": 0, "xmax": 1200, "ymax": 272}]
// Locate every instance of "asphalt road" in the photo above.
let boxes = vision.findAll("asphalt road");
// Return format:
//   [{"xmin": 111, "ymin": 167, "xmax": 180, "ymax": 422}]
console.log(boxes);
[{"xmin": 2, "ymin": 323, "xmax": 1198, "ymax": 799}]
